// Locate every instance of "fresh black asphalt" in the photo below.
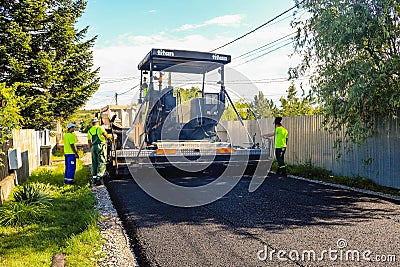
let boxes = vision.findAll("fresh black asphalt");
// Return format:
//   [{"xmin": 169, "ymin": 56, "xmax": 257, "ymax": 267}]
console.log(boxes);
[{"xmin": 106, "ymin": 173, "xmax": 400, "ymax": 267}]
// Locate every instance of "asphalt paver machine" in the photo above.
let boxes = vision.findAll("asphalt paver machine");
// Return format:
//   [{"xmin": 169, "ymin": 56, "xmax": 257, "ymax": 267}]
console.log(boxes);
[{"xmin": 106, "ymin": 48, "xmax": 272, "ymax": 178}]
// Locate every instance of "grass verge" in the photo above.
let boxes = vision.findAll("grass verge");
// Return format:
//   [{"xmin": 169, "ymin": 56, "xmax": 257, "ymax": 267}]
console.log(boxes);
[
  {"xmin": 0, "ymin": 159, "xmax": 104, "ymax": 267},
  {"xmin": 271, "ymin": 161, "xmax": 400, "ymax": 196}
]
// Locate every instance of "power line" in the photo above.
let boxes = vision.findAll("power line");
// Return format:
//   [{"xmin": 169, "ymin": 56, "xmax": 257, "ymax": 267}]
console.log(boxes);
[
  {"xmin": 210, "ymin": 3, "xmax": 301, "ymax": 52},
  {"xmin": 233, "ymin": 31, "xmax": 296, "ymax": 60},
  {"xmin": 169, "ymin": 76, "xmax": 309, "ymax": 88},
  {"xmin": 232, "ymin": 41, "xmax": 295, "ymax": 68},
  {"xmin": 99, "ymin": 76, "xmax": 138, "ymax": 84},
  {"xmin": 117, "ymin": 84, "xmax": 140, "ymax": 96}
]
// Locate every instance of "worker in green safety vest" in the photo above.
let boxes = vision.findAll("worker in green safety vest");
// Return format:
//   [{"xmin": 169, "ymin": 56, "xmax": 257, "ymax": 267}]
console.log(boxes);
[
  {"xmin": 263, "ymin": 117, "xmax": 289, "ymax": 177},
  {"xmin": 64, "ymin": 123, "xmax": 79, "ymax": 184},
  {"xmin": 88, "ymin": 118, "xmax": 108, "ymax": 185},
  {"xmin": 273, "ymin": 117, "xmax": 288, "ymax": 176}
]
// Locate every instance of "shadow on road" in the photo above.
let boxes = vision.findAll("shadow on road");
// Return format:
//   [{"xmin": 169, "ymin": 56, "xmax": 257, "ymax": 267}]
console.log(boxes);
[{"xmin": 105, "ymin": 173, "xmax": 400, "ymax": 266}]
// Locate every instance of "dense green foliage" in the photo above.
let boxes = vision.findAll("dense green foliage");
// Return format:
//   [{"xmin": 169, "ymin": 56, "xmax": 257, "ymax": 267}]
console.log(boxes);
[
  {"xmin": 273, "ymin": 83, "xmax": 322, "ymax": 117},
  {"xmin": 0, "ymin": 160, "xmax": 103, "ymax": 266},
  {"xmin": 0, "ymin": 0, "xmax": 99, "ymax": 130},
  {"xmin": 250, "ymin": 91, "xmax": 275, "ymax": 119},
  {"xmin": 222, "ymin": 100, "xmax": 255, "ymax": 120},
  {"xmin": 66, "ymin": 109, "xmax": 97, "ymax": 132},
  {"xmin": 12, "ymin": 183, "xmax": 51, "ymax": 204},
  {"xmin": 0, "ymin": 200, "xmax": 50, "ymax": 227},
  {"xmin": 247, "ymin": 84, "xmax": 321, "ymax": 120},
  {"xmin": 174, "ymin": 85, "xmax": 320, "ymax": 121},
  {"xmin": 0, "ymin": 83, "xmax": 23, "ymax": 165},
  {"xmin": 292, "ymin": 0, "xmax": 400, "ymax": 144},
  {"xmin": 174, "ymin": 87, "xmax": 201, "ymax": 102}
]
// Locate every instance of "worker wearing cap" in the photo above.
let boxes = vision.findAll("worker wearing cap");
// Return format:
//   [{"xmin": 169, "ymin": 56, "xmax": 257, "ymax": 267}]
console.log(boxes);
[
  {"xmin": 263, "ymin": 117, "xmax": 289, "ymax": 176},
  {"xmin": 88, "ymin": 118, "xmax": 108, "ymax": 185},
  {"xmin": 64, "ymin": 123, "xmax": 79, "ymax": 184}
]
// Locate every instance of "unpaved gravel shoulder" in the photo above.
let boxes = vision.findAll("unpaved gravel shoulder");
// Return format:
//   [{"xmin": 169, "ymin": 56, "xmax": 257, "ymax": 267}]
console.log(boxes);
[{"xmin": 81, "ymin": 153, "xmax": 138, "ymax": 267}]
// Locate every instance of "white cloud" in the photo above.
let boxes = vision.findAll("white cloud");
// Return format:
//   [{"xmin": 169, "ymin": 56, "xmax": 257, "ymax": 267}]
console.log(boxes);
[
  {"xmin": 146, "ymin": 9, "xmax": 157, "ymax": 13},
  {"xmin": 176, "ymin": 14, "xmax": 245, "ymax": 31}
]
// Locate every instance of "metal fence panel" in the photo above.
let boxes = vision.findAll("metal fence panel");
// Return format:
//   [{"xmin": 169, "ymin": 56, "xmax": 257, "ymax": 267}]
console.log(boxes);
[{"xmin": 221, "ymin": 115, "xmax": 400, "ymax": 189}]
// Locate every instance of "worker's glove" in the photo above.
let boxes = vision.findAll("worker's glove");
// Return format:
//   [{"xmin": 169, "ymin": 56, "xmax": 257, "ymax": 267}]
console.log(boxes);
[{"xmin": 280, "ymin": 147, "xmax": 286, "ymax": 157}]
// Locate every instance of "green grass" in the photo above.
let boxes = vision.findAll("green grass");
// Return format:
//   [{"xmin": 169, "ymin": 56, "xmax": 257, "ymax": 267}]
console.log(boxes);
[
  {"xmin": 51, "ymin": 148, "xmax": 65, "ymax": 161},
  {"xmin": 272, "ymin": 161, "xmax": 400, "ymax": 196},
  {"xmin": 0, "ymin": 160, "xmax": 104, "ymax": 267}
]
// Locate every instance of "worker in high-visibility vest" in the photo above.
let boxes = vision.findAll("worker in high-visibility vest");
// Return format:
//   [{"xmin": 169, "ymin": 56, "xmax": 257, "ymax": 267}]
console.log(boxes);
[
  {"xmin": 88, "ymin": 118, "xmax": 108, "ymax": 185},
  {"xmin": 263, "ymin": 117, "xmax": 289, "ymax": 176},
  {"xmin": 64, "ymin": 123, "xmax": 79, "ymax": 184},
  {"xmin": 273, "ymin": 117, "xmax": 288, "ymax": 176}
]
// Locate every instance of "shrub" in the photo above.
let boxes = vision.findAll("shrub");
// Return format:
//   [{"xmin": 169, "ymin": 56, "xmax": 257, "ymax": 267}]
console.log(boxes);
[
  {"xmin": 0, "ymin": 201, "xmax": 49, "ymax": 226},
  {"xmin": 0, "ymin": 183, "xmax": 52, "ymax": 227},
  {"xmin": 13, "ymin": 183, "xmax": 51, "ymax": 203},
  {"xmin": 53, "ymin": 148, "xmax": 64, "ymax": 157}
]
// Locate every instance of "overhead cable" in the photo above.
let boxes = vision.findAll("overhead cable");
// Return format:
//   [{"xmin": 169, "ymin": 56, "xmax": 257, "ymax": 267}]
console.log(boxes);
[
  {"xmin": 233, "ymin": 32, "xmax": 296, "ymax": 60},
  {"xmin": 209, "ymin": 3, "xmax": 301, "ymax": 52},
  {"xmin": 232, "ymin": 41, "xmax": 295, "ymax": 68}
]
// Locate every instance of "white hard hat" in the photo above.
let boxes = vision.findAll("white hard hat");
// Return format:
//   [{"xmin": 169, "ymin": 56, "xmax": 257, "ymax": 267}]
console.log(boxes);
[{"xmin": 67, "ymin": 123, "xmax": 76, "ymax": 129}]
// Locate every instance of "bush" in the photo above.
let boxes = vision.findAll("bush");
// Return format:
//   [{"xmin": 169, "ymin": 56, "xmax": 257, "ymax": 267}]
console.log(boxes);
[
  {"xmin": 0, "ymin": 201, "xmax": 49, "ymax": 227},
  {"xmin": 13, "ymin": 183, "xmax": 51, "ymax": 203},
  {"xmin": 0, "ymin": 183, "xmax": 52, "ymax": 227},
  {"xmin": 53, "ymin": 148, "xmax": 64, "ymax": 158}
]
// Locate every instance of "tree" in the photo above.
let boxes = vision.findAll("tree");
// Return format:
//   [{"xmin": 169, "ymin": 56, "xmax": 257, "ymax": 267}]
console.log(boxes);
[
  {"xmin": 174, "ymin": 87, "xmax": 201, "ymax": 102},
  {"xmin": 274, "ymin": 83, "xmax": 322, "ymax": 117},
  {"xmin": 292, "ymin": 0, "xmax": 400, "ymax": 144},
  {"xmin": 221, "ymin": 100, "xmax": 255, "ymax": 121},
  {"xmin": 0, "ymin": 0, "xmax": 99, "ymax": 129},
  {"xmin": 66, "ymin": 109, "xmax": 97, "ymax": 133},
  {"xmin": 0, "ymin": 83, "xmax": 23, "ymax": 166},
  {"xmin": 250, "ymin": 91, "xmax": 275, "ymax": 119}
]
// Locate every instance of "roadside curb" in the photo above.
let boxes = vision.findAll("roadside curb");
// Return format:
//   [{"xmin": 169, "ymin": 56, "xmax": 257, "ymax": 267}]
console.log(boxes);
[{"xmin": 280, "ymin": 173, "xmax": 400, "ymax": 204}]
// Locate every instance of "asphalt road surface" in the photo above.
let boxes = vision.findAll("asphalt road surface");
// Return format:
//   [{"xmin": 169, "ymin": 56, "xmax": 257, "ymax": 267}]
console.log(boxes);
[{"xmin": 106, "ymin": 173, "xmax": 400, "ymax": 267}]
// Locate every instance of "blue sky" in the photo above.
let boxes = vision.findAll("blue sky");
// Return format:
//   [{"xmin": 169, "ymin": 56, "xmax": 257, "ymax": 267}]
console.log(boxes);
[
  {"xmin": 78, "ymin": 0, "xmax": 296, "ymax": 46},
  {"xmin": 77, "ymin": 0, "xmax": 306, "ymax": 109}
]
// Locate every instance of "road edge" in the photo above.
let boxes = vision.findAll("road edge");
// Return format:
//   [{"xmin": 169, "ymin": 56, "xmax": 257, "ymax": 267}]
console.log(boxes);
[{"xmin": 283, "ymin": 173, "xmax": 400, "ymax": 204}]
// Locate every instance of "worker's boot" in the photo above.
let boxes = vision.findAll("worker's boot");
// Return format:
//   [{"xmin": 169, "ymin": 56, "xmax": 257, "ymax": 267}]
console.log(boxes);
[
  {"xmin": 94, "ymin": 174, "xmax": 103, "ymax": 186},
  {"xmin": 91, "ymin": 175, "xmax": 102, "ymax": 186},
  {"xmin": 280, "ymin": 167, "xmax": 287, "ymax": 177}
]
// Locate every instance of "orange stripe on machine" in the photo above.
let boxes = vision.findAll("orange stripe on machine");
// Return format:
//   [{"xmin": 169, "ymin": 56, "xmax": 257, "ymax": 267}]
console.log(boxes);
[{"xmin": 156, "ymin": 149, "xmax": 177, "ymax": 155}]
